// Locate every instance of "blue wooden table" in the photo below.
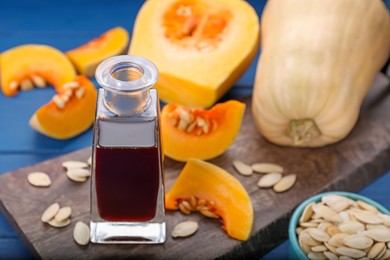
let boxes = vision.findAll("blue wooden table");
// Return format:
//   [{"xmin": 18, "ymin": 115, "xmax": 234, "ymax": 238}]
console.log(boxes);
[{"xmin": 0, "ymin": 1, "xmax": 389, "ymax": 259}]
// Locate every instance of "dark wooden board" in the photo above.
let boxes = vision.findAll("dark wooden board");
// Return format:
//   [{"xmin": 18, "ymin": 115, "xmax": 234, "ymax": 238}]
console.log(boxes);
[{"xmin": 0, "ymin": 74, "xmax": 389, "ymax": 259}]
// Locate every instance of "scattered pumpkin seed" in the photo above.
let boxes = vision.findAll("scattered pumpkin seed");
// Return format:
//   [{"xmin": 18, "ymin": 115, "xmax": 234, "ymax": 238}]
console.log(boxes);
[
  {"xmin": 62, "ymin": 161, "xmax": 89, "ymax": 169},
  {"xmin": 232, "ymin": 160, "xmax": 253, "ymax": 176},
  {"xmin": 27, "ymin": 172, "xmax": 51, "ymax": 187},
  {"xmin": 47, "ymin": 218, "xmax": 71, "ymax": 228},
  {"xmin": 41, "ymin": 203, "xmax": 60, "ymax": 222},
  {"xmin": 54, "ymin": 206, "xmax": 72, "ymax": 222},
  {"xmin": 172, "ymin": 221, "xmax": 198, "ymax": 238},
  {"xmin": 73, "ymin": 221, "xmax": 90, "ymax": 245},
  {"xmin": 257, "ymin": 172, "xmax": 282, "ymax": 188},
  {"xmin": 251, "ymin": 163, "xmax": 283, "ymax": 174},
  {"xmin": 66, "ymin": 170, "xmax": 87, "ymax": 182},
  {"xmin": 273, "ymin": 174, "xmax": 296, "ymax": 192}
]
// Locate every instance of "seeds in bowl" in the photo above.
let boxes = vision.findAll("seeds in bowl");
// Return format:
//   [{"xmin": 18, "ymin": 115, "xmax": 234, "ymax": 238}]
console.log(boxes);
[{"xmin": 296, "ymin": 194, "xmax": 390, "ymax": 260}]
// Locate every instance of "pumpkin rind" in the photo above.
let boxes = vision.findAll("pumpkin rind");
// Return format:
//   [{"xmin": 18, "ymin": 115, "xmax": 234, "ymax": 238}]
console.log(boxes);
[
  {"xmin": 165, "ymin": 159, "xmax": 253, "ymax": 241},
  {"xmin": 252, "ymin": 0, "xmax": 390, "ymax": 147},
  {"xmin": 29, "ymin": 76, "xmax": 97, "ymax": 139},
  {"xmin": 66, "ymin": 27, "xmax": 130, "ymax": 77},
  {"xmin": 161, "ymin": 100, "xmax": 245, "ymax": 161},
  {"xmin": 129, "ymin": 0, "xmax": 260, "ymax": 108},
  {"xmin": 0, "ymin": 44, "xmax": 76, "ymax": 96}
]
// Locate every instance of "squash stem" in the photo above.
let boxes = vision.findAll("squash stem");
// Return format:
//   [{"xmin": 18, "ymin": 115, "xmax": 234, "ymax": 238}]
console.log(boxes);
[{"xmin": 286, "ymin": 119, "xmax": 321, "ymax": 145}]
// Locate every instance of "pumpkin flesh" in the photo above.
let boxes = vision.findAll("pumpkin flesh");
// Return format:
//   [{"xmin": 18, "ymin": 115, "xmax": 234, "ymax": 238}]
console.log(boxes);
[
  {"xmin": 165, "ymin": 158, "xmax": 253, "ymax": 241},
  {"xmin": 66, "ymin": 27, "xmax": 129, "ymax": 77},
  {"xmin": 129, "ymin": 0, "xmax": 259, "ymax": 108},
  {"xmin": 0, "ymin": 44, "xmax": 76, "ymax": 96}
]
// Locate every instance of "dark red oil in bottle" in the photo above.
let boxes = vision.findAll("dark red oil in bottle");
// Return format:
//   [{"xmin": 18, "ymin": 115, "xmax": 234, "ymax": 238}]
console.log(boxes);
[{"xmin": 95, "ymin": 146, "xmax": 161, "ymax": 222}]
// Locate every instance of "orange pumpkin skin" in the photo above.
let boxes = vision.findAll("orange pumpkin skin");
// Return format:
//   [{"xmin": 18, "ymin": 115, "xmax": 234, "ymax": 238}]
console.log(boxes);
[
  {"xmin": 66, "ymin": 27, "xmax": 130, "ymax": 77},
  {"xmin": 166, "ymin": 159, "xmax": 253, "ymax": 241},
  {"xmin": 0, "ymin": 44, "xmax": 76, "ymax": 96},
  {"xmin": 161, "ymin": 100, "xmax": 245, "ymax": 162},
  {"xmin": 29, "ymin": 76, "xmax": 97, "ymax": 139}
]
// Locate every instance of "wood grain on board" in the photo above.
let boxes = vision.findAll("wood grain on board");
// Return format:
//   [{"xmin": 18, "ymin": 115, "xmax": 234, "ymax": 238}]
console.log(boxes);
[{"xmin": 0, "ymin": 74, "xmax": 389, "ymax": 259}]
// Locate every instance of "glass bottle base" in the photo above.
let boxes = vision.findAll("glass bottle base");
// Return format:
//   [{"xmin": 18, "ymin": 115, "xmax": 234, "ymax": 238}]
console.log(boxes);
[{"xmin": 90, "ymin": 221, "xmax": 166, "ymax": 244}]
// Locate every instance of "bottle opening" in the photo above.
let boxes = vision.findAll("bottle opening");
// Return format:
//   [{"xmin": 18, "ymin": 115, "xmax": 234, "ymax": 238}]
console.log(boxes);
[{"xmin": 111, "ymin": 62, "xmax": 144, "ymax": 82}]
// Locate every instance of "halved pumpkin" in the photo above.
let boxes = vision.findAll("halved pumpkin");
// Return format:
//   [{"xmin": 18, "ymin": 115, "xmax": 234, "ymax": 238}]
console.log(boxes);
[
  {"xmin": 166, "ymin": 158, "xmax": 253, "ymax": 241},
  {"xmin": 0, "ymin": 44, "xmax": 76, "ymax": 96},
  {"xmin": 29, "ymin": 76, "xmax": 97, "ymax": 139},
  {"xmin": 129, "ymin": 0, "xmax": 260, "ymax": 108},
  {"xmin": 66, "ymin": 27, "xmax": 130, "ymax": 77},
  {"xmin": 161, "ymin": 100, "xmax": 245, "ymax": 161}
]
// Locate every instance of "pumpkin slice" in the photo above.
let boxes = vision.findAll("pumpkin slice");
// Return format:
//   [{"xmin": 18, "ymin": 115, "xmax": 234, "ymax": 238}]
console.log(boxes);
[
  {"xmin": 166, "ymin": 158, "xmax": 253, "ymax": 241},
  {"xmin": 66, "ymin": 27, "xmax": 130, "ymax": 77},
  {"xmin": 29, "ymin": 76, "xmax": 97, "ymax": 139},
  {"xmin": 161, "ymin": 100, "xmax": 245, "ymax": 161},
  {"xmin": 0, "ymin": 44, "xmax": 76, "ymax": 96},
  {"xmin": 129, "ymin": 0, "xmax": 260, "ymax": 108}
]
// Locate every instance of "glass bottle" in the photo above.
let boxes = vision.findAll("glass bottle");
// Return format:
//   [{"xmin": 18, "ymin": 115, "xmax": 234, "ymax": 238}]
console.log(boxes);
[{"xmin": 90, "ymin": 55, "xmax": 165, "ymax": 244}]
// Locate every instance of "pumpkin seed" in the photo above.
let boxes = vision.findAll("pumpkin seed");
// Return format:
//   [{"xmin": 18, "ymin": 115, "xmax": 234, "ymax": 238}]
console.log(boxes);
[
  {"xmin": 376, "ymin": 245, "xmax": 387, "ymax": 259},
  {"xmin": 300, "ymin": 231, "xmax": 322, "ymax": 247},
  {"xmin": 322, "ymin": 194, "xmax": 350, "ymax": 206},
  {"xmin": 178, "ymin": 202, "xmax": 191, "ymax": 215},
  {"xmin": 335, "ymin": 247, "xmax": 366, "ymax": 258},
  {"xmin": 343, "ymin": 234, "xmax": 374, "ymax": 249},
  {"xmin": 9, "ymin": 81, "xmax": 19, "ymax": 90},
  {"xmin": 200, "ymin": 209, "xmax": 219, "ymax": 219},
  {"xmin": 339, "ymin": 257, "xmax": 354, "ymax": 260},
  {"xmin": 379, "ymin": 249, "xmax": 390, "ymax": 260},
  {"xmin": 368, "ymin": 242, "xmax": 386, "ymax": 259},
  {"xmin": 251, "ymin": 163, "xmax": 283, "ymax": 173},
  {"xmin": 366, "ymin": 224, "xmax": 389, "ymax": 230},
  {"xmin": 52, "ymin": 95, "xmax": 65, "ymax": 109},
  {"xmin": 73, "ymin": 221, "xmax": 90, "ymax": 245},
  {"xmin": 202, "ymin": 124, "xmax": 209, "ymax": 134},
  {"xmin": 296, "ymin": 227, "xmax": 304, "ymax": 235},
  {"xmin": 307, "ymin": 252, "xmax": 327, "ymax": 260},
  {"xmin": 357, "ymin": 200, "xmax": 379, "ymax": 214},
  {"xmin": 186, "ymin": 121, "xmax": 197, "ymax": 132},
  {"xmin": 41, "ymin": 203, "xmax": 60, "ymax": 222},
  {"xmin": 27, "ymin": 172, "xmax": 51, "ymax": 187},
  {"xmin": 257, "ymin": 172, "xmax": 282, "ymax": 188},
  {"xmin": 180, "ymin": 200, "xmax": 193, "ymax": 211},
  {"xmin": 318, "ymin": 222, "xmax": 332, "ymax": 232},
  {"xmin": 62, "ymin": 161, "xmax": 89, "ymax": 169},
  {"xmin": 339, "ymin": 211, "xmax": 351, "ymax": 223},
  {"xmin": 75, "ymin": 87, "xmax": 85, "ymax": 99},
  {"xmin": 20, "ymin": 79, "xmax": 34, "ymax": 90},
  {"xmin": 47, "ymin": 218, "xmax": 71, "ymax": 228},
  {"xmin": 299, "ymin": 237, "xmax": 312, "ymax": 254},
  {"xmin": 54, "ymin": 206, "xmax": 72, "ymax": 222},
  {"xmin": 365, "ymin": 229, "xmax": 390, "ymax": 242},
  {"xmin": 355, "ymin": 211, "xmax": 383, "ymax": 224},
  {"xmin": 68, "ymin": 168, "xmax": 91, "ymax": 178},
  {"xmin": 178, "ymin": 119, "xmax": 188, "ymax": 131},
  {"xmin": 62, "ymin": 81, "xmax": 79, "ymax": 90},
  {"xmin": 329, "ymin": 199, "xmax": 351, "ymax": 213},
  {"xmin": 300, "ymin": 222, "xmax": 319, "ymax": 228},
  {"xmin": 66, "ymin": 170, "xmax": 87, "ymax": 182},
  {"xmin": 323, "ymin": 251, "xmax": 338, "ymax": 260},
  {"xmin": 307, "ymin": 228, "xmax": 330, "ymax": 242},
  {"xmin": 324, "ymin": 242, "xmax": 338, "ymax": 255},
  {"xmin": 273, "ymin": 174, "xmax": 296, "ymax": 192},
  {"xmin": 31, "ymin": 75, "xmax": 46, "ymax": 88},
  {"xmin": 339, "ymin": 221, "xmax": 365, "ymax": 234},
  {"xmin": 378, "ymin": 214, "xmax": 390, "ymax": 227},
  {"xmin": 172, "ymin": 221, "xmax": 198, "ymax": 238},
  {"xmin": 232, "ymin": 160, "xmax": 253, "ymax": 176},
  {"xmin": 87, "ymin": 156, "xmax": 92, "ymax": 166},
  {"xmin": 311, "ymin": 245, "xmax": 327, "ymax": 252},
  {"xmin": 328, "ymin": 233, "xmax": 348, "ymax": 247},
  {"xmin": 312, "ymin": 204, "xmax": 342, "ymax": 223},
  {"xmin": 326, "ymin": 225, "xmax": 341, "ymax": 236}
]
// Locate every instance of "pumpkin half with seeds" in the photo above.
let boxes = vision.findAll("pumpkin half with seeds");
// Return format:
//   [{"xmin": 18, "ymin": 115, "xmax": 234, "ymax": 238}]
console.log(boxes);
[
  {"xmin": 0, "ymin": 44, "xmax": 76, "ymax": 96},
  {"xmin": 129, "ymin": 0, "xmax": 260, "ymax": 108},
  {"xmin": 29, "ymin": 76, "xmax": 97, "ymax": 139},
  {"xmin": 161, "ymin": 100, "xmax": 245, "ymax": 161},
  {"xmin": 166, "ymin": 159, "xmax": 253, "ymax": 241}
]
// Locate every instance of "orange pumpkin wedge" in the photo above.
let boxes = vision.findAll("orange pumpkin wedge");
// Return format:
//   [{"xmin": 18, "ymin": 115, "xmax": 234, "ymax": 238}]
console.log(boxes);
[
  {"xmin": 0, "ymin": 44, "xmax": 76, "ymax": 96},
  {"xmin": 166, "ymin": 158, "xmax": 253, "ymax": 241},
  {"xmin": 66, "ymin": 27, "xmax": 130, "ymax": 77},
  {"xmin": 161, "ymin": 100, "xmax": 245, "ymax": 161},
  {"xmin": 29, "ymin": 76, "xmax": 97, "ymax": 139}
]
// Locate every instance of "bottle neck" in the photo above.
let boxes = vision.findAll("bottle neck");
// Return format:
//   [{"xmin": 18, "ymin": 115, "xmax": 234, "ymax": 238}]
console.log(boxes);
[{"xmin": 103, "ymin": 89, "xmax": 150, "ymax": 115}]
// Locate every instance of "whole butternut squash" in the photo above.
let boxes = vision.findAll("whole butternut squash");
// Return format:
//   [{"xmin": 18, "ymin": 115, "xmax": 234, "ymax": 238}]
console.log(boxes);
[{"xmin": 252, "ymin": 0, "xmax": 390, "ymax": 147}]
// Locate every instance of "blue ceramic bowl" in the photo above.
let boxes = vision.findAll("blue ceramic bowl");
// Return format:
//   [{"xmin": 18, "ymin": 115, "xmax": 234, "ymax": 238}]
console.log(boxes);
[{"xmin": 288, "ymin": 191, "xmax": 390, "ymax": 260}]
